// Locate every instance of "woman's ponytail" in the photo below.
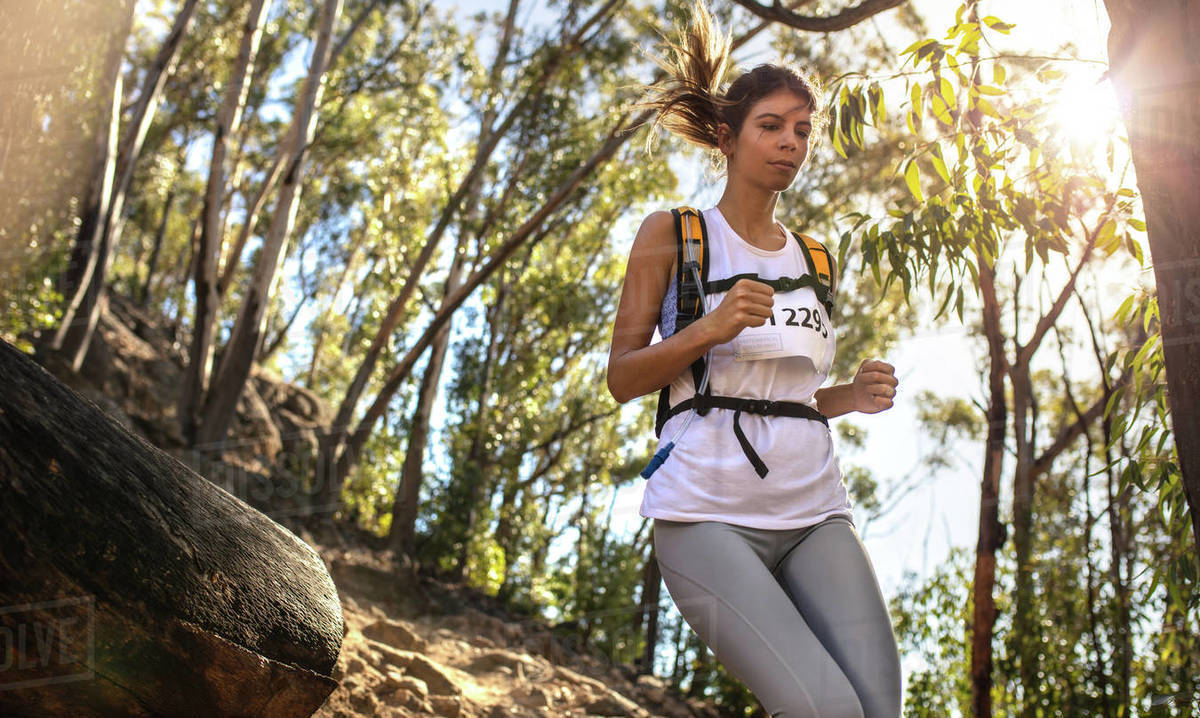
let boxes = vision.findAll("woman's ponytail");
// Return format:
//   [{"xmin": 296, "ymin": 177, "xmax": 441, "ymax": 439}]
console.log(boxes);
[
  {"xmin": 639, "ymin": 1, "xmax": 732, "ymax": 151},
  {"xmin": 637, "ymin": 2, "xmax": 827, "ymax": 155}
]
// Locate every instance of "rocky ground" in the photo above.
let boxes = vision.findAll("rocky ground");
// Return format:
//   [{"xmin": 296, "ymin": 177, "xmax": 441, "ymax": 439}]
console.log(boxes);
[
  {"xmin": 31, "ymin": 294, "xmax": 736, "ymax": 718},
  {"xmin": 307, "ymin": 539, "xmax": 728, "ymax": 718}
]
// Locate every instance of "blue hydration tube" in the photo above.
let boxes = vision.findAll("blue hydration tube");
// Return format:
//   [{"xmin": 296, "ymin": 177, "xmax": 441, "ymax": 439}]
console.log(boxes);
[{"xmin": 640, "ymin": 258, "xmax": 712, "ymax": 479}]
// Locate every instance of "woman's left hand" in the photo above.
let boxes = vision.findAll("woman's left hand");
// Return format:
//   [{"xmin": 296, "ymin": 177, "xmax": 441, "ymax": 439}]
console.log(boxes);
[{"xmin": 851, "ymin": 359, "xmax": 898, "ymax": 414}]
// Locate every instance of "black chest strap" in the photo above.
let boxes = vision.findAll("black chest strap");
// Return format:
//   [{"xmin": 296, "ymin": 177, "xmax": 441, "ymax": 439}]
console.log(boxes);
[{"xmin": 660, "ymin": 395, "xmax": 828, "ymax": 479}]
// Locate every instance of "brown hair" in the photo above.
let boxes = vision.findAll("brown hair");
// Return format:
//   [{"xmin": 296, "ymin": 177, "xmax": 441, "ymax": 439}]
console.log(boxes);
[{"xmin": 640, "ymin": 1, "xmax": 826, "ymax": 152}]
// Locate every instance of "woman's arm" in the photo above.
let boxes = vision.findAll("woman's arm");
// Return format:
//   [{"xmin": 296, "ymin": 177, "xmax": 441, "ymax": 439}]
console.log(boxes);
[
  {"xmin": 606, "ymin": 211, "xmax": 775, "ymax": 404},
  {"xmin": 814, "ymin": 359, "xmax": 898, "ymax": 418}
]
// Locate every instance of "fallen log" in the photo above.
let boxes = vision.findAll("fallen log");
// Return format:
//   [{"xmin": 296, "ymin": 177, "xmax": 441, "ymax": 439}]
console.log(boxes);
[{"xmin": 0, "ymin": 338, "xmax": 342, "ymax": 716}]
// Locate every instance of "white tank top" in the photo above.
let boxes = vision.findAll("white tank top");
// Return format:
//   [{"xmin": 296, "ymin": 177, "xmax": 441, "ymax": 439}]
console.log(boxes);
[{"xmin": 639, "ymin": 207, "xmax": 854, "ymax": 530}]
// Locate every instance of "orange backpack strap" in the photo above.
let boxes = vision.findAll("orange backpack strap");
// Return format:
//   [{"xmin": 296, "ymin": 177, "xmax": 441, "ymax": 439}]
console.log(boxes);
[
  {"xmin": 654, "ymin": 207, "xmax": 711, "ymax": 437},
  {"xmin": 793, "ymin": 232, "xmax": 837, "ymax": 313}
]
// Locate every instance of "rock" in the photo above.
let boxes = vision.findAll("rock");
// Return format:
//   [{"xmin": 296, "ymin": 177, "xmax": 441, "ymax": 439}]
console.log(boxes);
[
  {"xmin": 347, "ymin": 685, "xmax": 382, "ymax": 715},
  {"xmin": 555, "ymin": 665, "xmax": 610, "ymax": 693},
  {"xmin": 518, "ymin": 685, "xmax": 552, "ymax": 708},
  {"xmin": 232, "ymin": 382, "xmax": 282, "ymax": 462},
  {"xmin": 634, "ymin": 674, "xmax": 667, "ymax": 704},
  {"xmin": 430, "ymin": 694, "xmax": 470, "ymax": 717},
  {"xmin": 470, "ymin": 648, "xmax": 533, "ymax": 673},
  {"xmin": 343, "ymin": 655, "xmax": 365, "ymax": 676},
  {"xmin": 398, "ymin": 674, "xmax": 429, "ymax": 698},
  {"xmin": 364, "ymin": 618, "xmax": 428, "ymax": 652},
  {"xmin": 469, "ymin": 634, "xmax": 497, "ymax": 649},
  {"xmin": 381, "ymin": 667, "xmax": 408, "ymax": 691},
  {"xmin": 368, "ymin": 638, "xmax": 462, "ymax": 696},
  {"xmin": 584, "ymin": 695, "xmax": 636, "ymax": 716},
  {"xmin": 443, "ymin": 607, "xmax": 521, "ymax": 646}
]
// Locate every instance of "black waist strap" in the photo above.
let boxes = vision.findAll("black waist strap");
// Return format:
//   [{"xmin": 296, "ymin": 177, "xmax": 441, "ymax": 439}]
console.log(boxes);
[{"xmin": 662, "ymin": 394, "xmax": 828, "ymax": 479}]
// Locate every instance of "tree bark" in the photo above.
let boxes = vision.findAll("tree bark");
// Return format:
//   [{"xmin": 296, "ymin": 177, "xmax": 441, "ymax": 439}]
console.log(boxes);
[
  {"xmin": 388, "ymin": 239, "xmax": 468, "ymax": 556},
  {"xmin": 139, "ymin": 186, "xmax": 173, "ymax": 307},
  {"xmin": 197, "ymin": 0, "xmax": 344, "ymax": 448},
  {"xmin": 971, "ymin": 258, "xmax": 1007, "ymax": 718},
  {"xmin": 54, "ymin": 0, "xmax": 135, "ymax": 310},
  {"xmin": 1103, "ymin": 0, "xmax": 1200, "ymax": 560},
  {"xmin": 1010, "ymin": 359, "xmax": 1039, "ymax": 716},
  {"xmin": 0, "ymin": 339, "xmax": 341, "ymax": 717},
  {"xmin": 638, "ymin": 536, "xmax": 663, "ymax": 676},
  {"xmin": 53, "ymin": 0, "xmax": 200, "ymax": 371},
  {"xmin": 728, "ymin": 0, "xmax": 907, "ymax": 32},
  {"xmin": 181, "ymin": 0, "xmax": 273, "ymax": 444}
]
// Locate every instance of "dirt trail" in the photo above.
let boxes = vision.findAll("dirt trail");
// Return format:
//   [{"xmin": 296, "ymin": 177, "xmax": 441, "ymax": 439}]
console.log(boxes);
[{"xmin": 310, "ymin": 542, "xmax": 727, "ymax": 718}]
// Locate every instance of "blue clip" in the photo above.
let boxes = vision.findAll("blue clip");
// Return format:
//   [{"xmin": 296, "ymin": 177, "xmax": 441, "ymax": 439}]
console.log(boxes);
[{"xmin": 640, "ymin": 442, "xmax": 675, "ymax": 479}]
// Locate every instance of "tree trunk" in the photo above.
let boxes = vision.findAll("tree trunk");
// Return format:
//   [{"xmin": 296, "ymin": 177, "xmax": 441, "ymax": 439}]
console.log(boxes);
[
  {"xmin": 50, "ymin": 66, "xmax": 122, "ymax": 365},
  {"xmin": 197, "ymin": 0, "xmax": 343, "ymax": 448},
  {"xmin": 217, "ymin": 144, "xmax": 289, "ymax": 301},
  {"xmin": 638, "ymin": 534, "xmax": 662, "ymax": 676},
  {"xmin": 388, "ymin": 240, "xmax": 467, "ymax": 556},
  {"xmin": 53, "ymin": 0, "xmax": 200, "ymax": 370},
  {"xmin": 181, "ymin": 0, "xmax": 272, "ymax": 444},
  {"xmin": 450, "ymin": 278, "xmax": 508, "ymax": 579},
  {"xmin": 54, "ymin": 0, "xmax": 134, "ymax": 308},
  {"xmin": 321, "ymin": 0, "xmax": 615, "ymax": 475},
  {"xmin": 0, "ymin": 339, "xmax": 341, "ymax": 717},
  {"xmin": 971, "ymin": 258, "xmax": 1007, "ymax": 718},
  {"xmin": 139, "ymin": 186, "xmax": 173, "ymax": 307},
  {"xmin": 1010, "ymin": 360, "xmax": 1039, "ymax": 716},
  {"xmin": 328, "ymin": 113, "xmax": 647, "ymax": 501},
  {"xmin": 1103, "ymin": 0, "xmax": 1200, "ymax": 560}
]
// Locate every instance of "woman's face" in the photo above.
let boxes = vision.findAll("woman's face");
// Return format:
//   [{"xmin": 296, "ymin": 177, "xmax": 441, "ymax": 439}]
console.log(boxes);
[{"xmin": 720, "ymin": 89, "xmax": 813, "ymax": 192}]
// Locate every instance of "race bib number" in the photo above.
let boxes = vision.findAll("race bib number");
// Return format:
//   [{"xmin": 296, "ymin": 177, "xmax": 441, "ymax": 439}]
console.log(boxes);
[{"xmin": 731, "ymin": 288, "xmax": 832, "ymax": 368}]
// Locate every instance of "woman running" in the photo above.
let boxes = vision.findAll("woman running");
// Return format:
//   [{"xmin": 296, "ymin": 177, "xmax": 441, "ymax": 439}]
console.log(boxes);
[{"xmin": 605, "ymin": 5, "xmax": 903, "ymax": 717}]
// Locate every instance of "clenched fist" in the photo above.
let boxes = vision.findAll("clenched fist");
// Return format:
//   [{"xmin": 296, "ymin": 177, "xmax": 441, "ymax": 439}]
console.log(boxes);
[
  {"xmin": 702, "ymin": 278, "xmax": 774, "ymax": 345},
  {"xmin": 851, "ymin": 359, "xmax": 898, "ymax": 414}
]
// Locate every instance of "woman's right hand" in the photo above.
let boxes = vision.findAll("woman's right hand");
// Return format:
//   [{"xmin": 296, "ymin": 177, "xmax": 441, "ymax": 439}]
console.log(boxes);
[{"xmin": 700, "ymin": 278, "xmax": 775, "ymax": 344}]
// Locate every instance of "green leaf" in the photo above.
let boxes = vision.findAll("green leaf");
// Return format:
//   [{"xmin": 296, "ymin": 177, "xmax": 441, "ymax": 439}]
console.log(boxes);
[
  {"xmin": 993, "ymin": 63, "xmax": 1007, "ymax": 85},
  {"xmin": 1036, "ymin": 67, "xmax": 1065, "ymax": 82},
  {"xmin": 935, "ymin": 282, "xmax": 955, "ymax": 318},
  {"xmin": 931, "ymin": 143, "xmax": 951, "ymax": 185},
  {"xmin": 974, "ymin": 96, "xmax": 1002, "ymax": 118},
  {"xmin": 930, "ymin": 95, "xmax": 954, "ymax": 126},
  {"xmin": 938, "ymin": 77, "xmax": 955, "ymax": 107},
  {"xmin": 900, "ymin": 38, "xmax": 938, "ymax": 58},
  {"xmin": 1128, "ymin": 217, "xmax": 1147, "ymax": 231},
  {"xmin": 868, "ymin": 83, "xmax": 886, "ymax": 125},
  {"xmin": 1113, "ymin": 293, "xmax": 1136, "ymax": 323},
  {"xmin": 904, "ymin": 161, "xmax": 924, "ymax": 203},
  {"xmin": 981, "ymin": 16, "xmax": 1015, "ymax": 33}
]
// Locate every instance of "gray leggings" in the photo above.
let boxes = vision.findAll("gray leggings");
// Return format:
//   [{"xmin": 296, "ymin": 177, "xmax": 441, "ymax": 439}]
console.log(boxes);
[{"xmin": 654, "ymin": 515, "xmax": 902, "ymax": 718}]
